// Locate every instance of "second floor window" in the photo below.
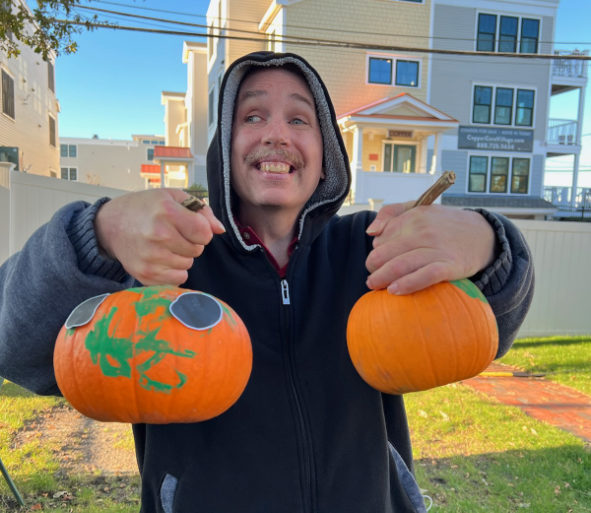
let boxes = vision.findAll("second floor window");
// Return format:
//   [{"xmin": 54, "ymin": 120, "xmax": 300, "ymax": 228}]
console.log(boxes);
[
  {"xmin": 368, "ymin": 57, "xmax": 393, "ymax": 85},
  {"xmin": 147, "ymin": 148, "xmax": 154, "ymax": 161},
  {"xmin": 368, "ymin": 56, "xmax": 419, "ymax": 87},
  {"xmin": 48, "ymin": 61, "xmax": 55, "ymax": 92},
  {"xmin": 477, "ymin": 13, "xmax": 539, "ymax": 54},
  {"xmin": 2, "ymin": 70, "xmax": 15, "ymax": 119},
  {"xmin": 60, "ymin": 144, "xmax": 77, "ymax": 157},
  {"xmin": 473, "ymin": 85, "xmax": 534, "ymax": 127}
]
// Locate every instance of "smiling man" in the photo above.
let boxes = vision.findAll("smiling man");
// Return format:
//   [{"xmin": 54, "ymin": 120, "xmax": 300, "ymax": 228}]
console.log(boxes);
[{"xmin": 0, "ymin": 52, "xmax": 534, "ymax": 513}]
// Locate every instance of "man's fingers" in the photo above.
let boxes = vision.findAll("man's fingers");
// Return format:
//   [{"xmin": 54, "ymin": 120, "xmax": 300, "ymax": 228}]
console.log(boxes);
[{"xmin": 366, "ymin": 201, "xmax": 414, "ymax": 236}]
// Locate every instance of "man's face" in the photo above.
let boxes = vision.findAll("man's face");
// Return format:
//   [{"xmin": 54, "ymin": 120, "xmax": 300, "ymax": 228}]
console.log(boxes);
[{"xmin": 231, "ymin": 68, "xmax": 324, "ymax": 221}]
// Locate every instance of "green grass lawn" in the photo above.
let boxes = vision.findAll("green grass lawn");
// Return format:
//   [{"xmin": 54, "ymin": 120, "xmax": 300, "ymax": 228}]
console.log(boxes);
[
  {"xmin": 499, "ymin": 335, "xmax": 591, "ymax": 396},
  {"xmin": 1, "ymin": 336, "xmax": 590, "ymax": 511}
]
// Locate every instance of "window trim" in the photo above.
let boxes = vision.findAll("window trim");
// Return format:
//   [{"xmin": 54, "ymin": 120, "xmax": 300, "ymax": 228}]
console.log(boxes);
[
  {"xmin": 60, "ymin": 166, "xmax": 78, "ymax": 181},
  {"xmin": 367, "ymin": 54, "xmax": 421, "ymax": 88},
  {"xmin": 1, "ymin": 68, "xmax": 15, "ymax": 120},
  {"xmin": 475, "ymin": 11, "xmax": 541, "ymax": 55},
  {"xmin": 472, "ymin": 83, "xmax": 536, "ymax": 128},
  {"xmin": 48, "ymin": 114, "xmax": 56, "ymax": 147},
  {"xmin": 467, "ymin": 153, "xmax": 530, "ymax": 195}
]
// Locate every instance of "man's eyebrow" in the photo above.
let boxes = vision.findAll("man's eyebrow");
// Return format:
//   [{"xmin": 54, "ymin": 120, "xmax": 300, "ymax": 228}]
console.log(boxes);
[{"xmin": 238, "ymin": 89, "xmax": 315, "ymax": 109}]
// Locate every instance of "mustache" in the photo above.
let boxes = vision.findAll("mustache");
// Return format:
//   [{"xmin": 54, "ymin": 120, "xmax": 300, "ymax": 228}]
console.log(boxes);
[{"xmin": 244, "ymin": 148, "xmax": 304, "ymax": 169}]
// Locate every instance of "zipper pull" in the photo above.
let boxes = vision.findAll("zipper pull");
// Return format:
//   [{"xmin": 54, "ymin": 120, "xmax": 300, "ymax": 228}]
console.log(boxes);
[{"xmin": 280, "ymin": 279, "xmax": 291, "ymax": 305}]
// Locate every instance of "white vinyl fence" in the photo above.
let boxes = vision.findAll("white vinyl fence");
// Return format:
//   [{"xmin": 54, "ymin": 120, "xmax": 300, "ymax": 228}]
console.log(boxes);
[
  {"xmin": 1, "ymin": 166, "xmax": 590, "ymax": 338},
  {"xmin": 512, "ymin": 219, "xmax": 591, "ymax": 337}
]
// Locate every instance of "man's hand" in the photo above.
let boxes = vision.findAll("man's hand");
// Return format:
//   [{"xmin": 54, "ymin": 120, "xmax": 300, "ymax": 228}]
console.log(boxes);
[
  {"xmin": 365, "ymin": 203, "xmax": 497, "ymax": 295},
  {"xmin": 95, "ymin": 189, "xmax": 225, "ymax": 285}
]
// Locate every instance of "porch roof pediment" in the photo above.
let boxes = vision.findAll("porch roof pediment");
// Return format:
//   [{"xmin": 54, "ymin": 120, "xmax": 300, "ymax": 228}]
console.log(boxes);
[{"xmin": 337, "ymin": 93, "xmax": 458, "ymax": 129}]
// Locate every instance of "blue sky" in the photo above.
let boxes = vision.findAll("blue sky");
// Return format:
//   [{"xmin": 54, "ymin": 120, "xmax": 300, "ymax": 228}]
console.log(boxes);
[{"xmin": 56, "ymin": 0, "xmax": 590, "ymax": 184}]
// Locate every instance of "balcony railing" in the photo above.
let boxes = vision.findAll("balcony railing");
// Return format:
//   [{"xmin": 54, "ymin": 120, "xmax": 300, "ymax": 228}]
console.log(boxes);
[
  {"xmin": 552, "ymin": 50, "xmax": 589, "ymax": 80},
  {"xmin": 547, "ymin": 119, "xmax": 578, "ymax": 145},
  {"xmin": 544, "ymin": 186, "xmax": 591, "ymax": 211}
]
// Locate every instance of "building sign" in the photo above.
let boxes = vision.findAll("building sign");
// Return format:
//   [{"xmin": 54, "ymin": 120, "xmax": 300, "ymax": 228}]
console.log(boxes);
[
  {"xmin": 388, "ymin": 130, "xmax": 413, "ymax": 138},
  {"xmin": 458, "ymin": 126, "xmax": 533, "ymax": 152}
]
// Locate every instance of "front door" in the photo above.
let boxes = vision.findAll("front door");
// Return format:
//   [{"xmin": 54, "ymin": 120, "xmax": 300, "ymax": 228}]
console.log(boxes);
[{"xmin": 383, "ymin": 143, "xmax": 416, "ymax": 173}]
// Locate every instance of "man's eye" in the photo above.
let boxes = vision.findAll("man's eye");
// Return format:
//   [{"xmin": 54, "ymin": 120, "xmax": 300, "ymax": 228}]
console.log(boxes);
[
  {"xmin": 290, "ymin": 118, "xmax": 306, "ymax": 125},
  {"xmin": 246, "ymin": 114, "xmax": 262, "ymax": 123}
]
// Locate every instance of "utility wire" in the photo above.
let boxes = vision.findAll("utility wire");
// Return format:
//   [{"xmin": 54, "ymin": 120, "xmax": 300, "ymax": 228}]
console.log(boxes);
[
  {"xmin": 56, "ymin": 17, "xmax": 591, "ymax": 61},
  {"xmin": 91, "ymin": 0, "xmax": 591, "ymax": 48}
]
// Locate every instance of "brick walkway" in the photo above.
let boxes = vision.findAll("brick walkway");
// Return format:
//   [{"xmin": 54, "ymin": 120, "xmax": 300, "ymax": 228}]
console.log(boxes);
[{"xmin": 463, "ymin": 362, "xmax": 591, "ymax": 443}]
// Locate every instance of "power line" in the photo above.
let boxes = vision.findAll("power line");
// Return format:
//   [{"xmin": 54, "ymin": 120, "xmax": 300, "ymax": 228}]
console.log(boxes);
[
  {"xmin": 56, "ymin": 16, "xmax": 591, "ymax": 61},
  {"xmin": 91, "ymin": 0, "xmax": 591, "ymax": 48}
]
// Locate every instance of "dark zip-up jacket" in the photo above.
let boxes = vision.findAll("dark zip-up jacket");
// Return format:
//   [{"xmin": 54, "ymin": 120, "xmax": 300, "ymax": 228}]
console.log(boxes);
[{"xmin": 0, "ymin": 52, "xmax": 534, "ymax": 513}]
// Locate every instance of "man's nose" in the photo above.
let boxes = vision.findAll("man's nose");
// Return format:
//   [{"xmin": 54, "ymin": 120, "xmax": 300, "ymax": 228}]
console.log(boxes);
[{"xmin": 262, "ymin": 119, "xmax": 289, "ymax": 146}]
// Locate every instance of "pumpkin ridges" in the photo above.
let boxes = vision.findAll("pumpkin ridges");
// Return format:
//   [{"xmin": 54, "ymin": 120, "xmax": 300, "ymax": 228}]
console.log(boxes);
[
  {"xmin": 54, "ymin": 286, "xmax": 252, "ymax": 424},
  {"xmin": 346, "ymin": 279, "xmax": 499, "ymax": 395}
]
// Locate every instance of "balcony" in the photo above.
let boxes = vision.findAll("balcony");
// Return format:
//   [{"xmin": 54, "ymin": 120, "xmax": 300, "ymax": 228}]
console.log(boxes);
[
  {"xmin": 544, "ymin": 186, "xmax": 591, "ymax": 216},
  {"xmin": 546, "ymin": 118, "xmax": 580, "ymax": 156},
  {"xmin": 551, "ymin": 50, "xmax": 588, "ymax": 94}
]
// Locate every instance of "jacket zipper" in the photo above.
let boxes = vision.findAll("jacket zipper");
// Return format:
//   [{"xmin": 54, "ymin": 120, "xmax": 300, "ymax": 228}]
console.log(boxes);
[{"xmin": 280, "ymin": 278, "xmax": 316, "ymax": 513}]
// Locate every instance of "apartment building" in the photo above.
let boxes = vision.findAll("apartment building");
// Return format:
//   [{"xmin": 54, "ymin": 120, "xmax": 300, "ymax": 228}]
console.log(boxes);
[
  {"xmin": 167, "ymin": 0, "xmax": 577, "ymax": 216},
  {"xmin": 429, "ymin": 0, "xmax": 570, "ymax": 219},
  {"xmin": 0, "ymin": 12, "xmax": 60, "ymax": 176},
  {"xmin": 60, "ymin": 134, "xmax": 164, "ymax": 190}
]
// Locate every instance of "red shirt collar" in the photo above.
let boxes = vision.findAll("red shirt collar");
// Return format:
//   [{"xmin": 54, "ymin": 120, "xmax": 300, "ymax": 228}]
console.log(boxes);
[{"xmin": 237, "ymin": 224, "xmax": 298, "ymax": 278}]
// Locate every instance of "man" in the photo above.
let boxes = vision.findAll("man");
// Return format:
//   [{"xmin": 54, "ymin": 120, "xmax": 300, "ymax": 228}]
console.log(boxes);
[{"xmin": 0, "ymin": 52, "xmax": 534, "ymax": 512}]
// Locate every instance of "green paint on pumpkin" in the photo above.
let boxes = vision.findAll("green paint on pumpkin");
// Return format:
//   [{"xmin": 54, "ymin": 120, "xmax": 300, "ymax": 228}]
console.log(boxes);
[
  {"xmin": 83, "ymin": 295, "xmax": 198, "ymax": 394},
  {"xmin": 450, "ymin": 279, "xmax": 488, "ymax": 304}
]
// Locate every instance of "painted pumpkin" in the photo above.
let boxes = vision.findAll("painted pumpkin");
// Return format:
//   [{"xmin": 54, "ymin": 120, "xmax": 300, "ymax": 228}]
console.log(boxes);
[
  {"xmin": 54, "ymin": 285, "xmax": 252, "ymax": 424},
  {"xmin": 346, "ymin": 279, "xmax": 498, "ymax": 395}
]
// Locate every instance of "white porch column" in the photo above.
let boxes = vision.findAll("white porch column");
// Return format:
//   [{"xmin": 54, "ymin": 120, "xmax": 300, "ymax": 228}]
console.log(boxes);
[
  {"xmin": 350, "ymin": 126, "xmax": 363, "ymax": 203},
  {"xmin": 571, "ymin": 86, "xmax": 586, "ymax": 209},
  {"xmin": 160, "ymin": 162, "xmax": 166, "ymax": 188},
  {"xmin": 430, "ymin": 133, "xmax": 440, "ymax": 174}
]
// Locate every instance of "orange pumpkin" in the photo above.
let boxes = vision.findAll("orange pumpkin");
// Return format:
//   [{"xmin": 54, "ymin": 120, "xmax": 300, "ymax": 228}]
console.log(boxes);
[
  {"xmin": 346, "ymin": 279, "xmax": 498, "ymax": 395},
  {"xmin": 54, "ymin": 285, "xmax": 252, "ymax": 424}
]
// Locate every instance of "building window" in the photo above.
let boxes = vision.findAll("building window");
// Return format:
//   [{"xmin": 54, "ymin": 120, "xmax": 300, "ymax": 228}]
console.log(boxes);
[
  {"xmin": 520, "ymin": 18, "xmax": 539, "ymax": 53},
  {"xmin": 477, "ymin": 13, "xmax": 540, "ymax": 54},
  {"xmin": 1, "ymin": 70, "xmax": 15, "ymax": 119},
  {"xmin": 468, "ymin": 156, "xmax": 488, "ymax": 192},
  {"xmin": 60, "ymin": 144, "xmax": 77, "ymax": 157},
  {"xmin": 469, "ymin": 155, "xmax": 529, "ymax": 194},
  {"xmin": 147, "ymin": 148, "xmax": 154, "ymax": 161},
  {"xmin": 499, "ymin": 16, "xmax": 518, "ymax": 52},
  {"xmin": 490, "ymin": 157, "xmax": 509, "ymax": 193},
  {"xmin": 60, "ymin": 167, "xmax": 78, "ymax": 181},
  {"xmin": 473, "ymin": 86, "xmax": 492, "ymax": 124},
  {"xmin": 494, "ymin": 88, "xmax": 513, "ymax": 125},
  {"xmin": 473, "ymin": 85, "xmax": 534, "ymax": 127},
  {"xmin": 395, "ymin": 60, "xmax": 419, "ymax": 87},
  {"xmin": 0, "ymin": 146, "xmax": 19, "ymax": 169},
  {"xmin": 49, "ymin": 116, "xmax": 56, "ymax": 146},
  {"xmin": 515, "ymin": 89, "xmax": 534, "ymax": 126},
  {"xmin": 48, "ymin": 61, "xmax": 55, "ymax": 92},
  {"xmin": 368, "ymin": 57, "xmax": 393, "ymax": 85},
  {"xmin": 383, "ymin": 143, "xmax": 416, "ymax": 173},
  {"xmin": 511, "ymin": 158, "xmax": 530, "ymax": 193},
  {"xmin": 477, "ymin": 14, "xmax": 496, "ymax": 51}
]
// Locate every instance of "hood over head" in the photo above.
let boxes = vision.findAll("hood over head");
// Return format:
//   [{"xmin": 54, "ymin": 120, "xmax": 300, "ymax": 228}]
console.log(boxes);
[{"xmin": 206, "ymin": 51, "xmax": 351, "ymax": 250}]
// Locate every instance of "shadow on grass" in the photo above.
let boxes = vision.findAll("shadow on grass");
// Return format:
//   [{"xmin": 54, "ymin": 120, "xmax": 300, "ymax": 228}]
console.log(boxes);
[
  {"xmin": 0, "ymin": 381, "xmax": 36, "ymax": 398},
  {"xmin": 415, "ymin": 445, "xmax": 591, "ymax": 513},
  {"xmin": 513, "ymin": 336, "xmax": 591, "ymax": 349},
  {"xmin": 0, "ymin": 471, "xmax": 140, "ymax": 512}
]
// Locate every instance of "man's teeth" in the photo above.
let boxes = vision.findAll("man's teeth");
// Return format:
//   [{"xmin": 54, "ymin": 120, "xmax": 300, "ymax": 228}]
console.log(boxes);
[{"xmin": 259, "ymin": 162, "xmax": 291, "ymax": 174}]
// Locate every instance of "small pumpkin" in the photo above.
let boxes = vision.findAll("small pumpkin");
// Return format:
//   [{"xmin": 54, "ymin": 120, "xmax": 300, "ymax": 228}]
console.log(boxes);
[
  {"xmin": 346, "ymin": 279, "xmax": 498, "ymax": 395},
  {"xmin": 54, "ymin": 285, "xmax": 252, "ymax": 424}
]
